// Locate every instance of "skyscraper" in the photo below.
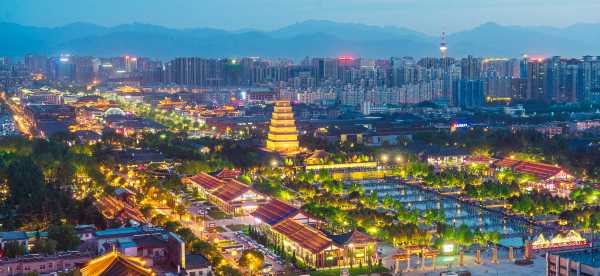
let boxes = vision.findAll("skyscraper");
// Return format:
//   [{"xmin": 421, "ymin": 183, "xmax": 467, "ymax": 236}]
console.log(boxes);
[{"xmin": 526, "ymin": 58, "xmax": 546, "ymax": 101}]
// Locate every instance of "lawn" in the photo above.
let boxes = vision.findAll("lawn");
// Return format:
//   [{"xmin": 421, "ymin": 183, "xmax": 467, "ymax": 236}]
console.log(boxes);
[
  {"xmin": 207, "ymin": 208, "xmax": 232, "ymax": 219},
  {"xmin": 226, "ymin": 224, "xmax": 248, "ymax": 232}
]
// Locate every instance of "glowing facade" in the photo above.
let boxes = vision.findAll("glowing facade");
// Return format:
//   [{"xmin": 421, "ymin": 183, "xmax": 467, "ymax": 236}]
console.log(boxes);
[
  {"xmin": 532, "ymin": 230, "xmax": 590, "ymax": 250},
  {"xmin": 266, "ymin": 101, "xmax": 299, "ymax": 154}
]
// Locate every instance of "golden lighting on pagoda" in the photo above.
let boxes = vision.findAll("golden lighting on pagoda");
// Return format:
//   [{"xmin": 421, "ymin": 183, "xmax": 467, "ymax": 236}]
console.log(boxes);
[{"xmin": 265, "ymin": 100, "xmax": 299, "ymax": 155}]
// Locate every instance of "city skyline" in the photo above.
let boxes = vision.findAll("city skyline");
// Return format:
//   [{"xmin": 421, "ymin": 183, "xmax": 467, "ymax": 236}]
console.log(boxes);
[{"xmin": 2, "ymin": 0, "xmax": 600, "ymax": 34}]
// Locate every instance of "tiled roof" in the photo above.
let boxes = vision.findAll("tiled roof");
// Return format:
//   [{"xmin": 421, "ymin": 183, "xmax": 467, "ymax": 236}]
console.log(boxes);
[
  {"xmin": 514, "ymin": 161, "xmax": 563, "ymax": 179},
  {"xmin": 79, "ymin": 251, "xmax": 154, "ymax": 276},
  {"xmin": 215, "ymin": 168, "xmax": 241, "ymax": 179},
  {"xmin": 0, "ymin": 231, "xmax": 28, "ymax": 241},
  {"xmin": 188, "ymin": 172, "xmax": 224, "ymax": 190},
  {"xmin": 494, "ymin": 158, "xmax": 521, "ymax": 168},
  {"xmin": 495, "ymin": 158, "xmax": 567, "ymax": 180},
  {"xmin": 272, "ymin": 219, "xmax": 332, "ymax": 254},
  {"xmin": 185, "ymin": 254, "xmax": 210, "ymax": 270},
  {"xmin": 95, "ymin": 196, "xmax": 147, "ymax": 224},
  {"xmin": 133, "ymin": 235, "xmax": 167, "ymax": 249},
  {"xmin": 329, "ymin": 229, "xmax": 375, "ymax": 246},
  {"xmin": 252, "ymin": 199, "xmax": 298, "ymax": 225},
  {"xmin": 211, "ymin": 179, "xmax": 251, "ymax": 202}
]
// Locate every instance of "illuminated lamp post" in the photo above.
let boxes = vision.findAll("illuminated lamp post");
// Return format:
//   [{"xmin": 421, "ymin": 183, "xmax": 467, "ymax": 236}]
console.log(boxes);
[{"xmin": 381, "ymin": 154, "xmax": 389, "ymax": 163}]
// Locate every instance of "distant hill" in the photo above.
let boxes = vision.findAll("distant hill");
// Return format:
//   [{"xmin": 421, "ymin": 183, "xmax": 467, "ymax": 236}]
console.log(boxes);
[{"xmin": 1, "ymin": 20, "xmax": 599, "ymax": 59}]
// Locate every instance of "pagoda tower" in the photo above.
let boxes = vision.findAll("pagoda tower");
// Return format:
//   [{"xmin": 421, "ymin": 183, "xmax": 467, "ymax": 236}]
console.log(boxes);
[{"xmin": 266, "ymin": 100, "xmax": 299, "ymax": 154}]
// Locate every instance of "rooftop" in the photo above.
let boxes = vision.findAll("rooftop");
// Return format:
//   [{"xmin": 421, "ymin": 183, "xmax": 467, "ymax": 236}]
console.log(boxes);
[
  {"xmin": 187, "ymin": 172, "xmax": 224, "ymax": 190},
  {"xmin": 95, "ymin": 226, "xmax": 164, "ymax": 239},
  {"xmin": 185, "ymin": 254, "xmax": 210, "ymax": 270},
  {"xmin": 252, "ymin": 199, "xmax": 298, "ymax": 225},
  {"xmin": 272, "ymin": 218, "xmax": 333, "ymax": 254},
  {"xmin": 211, "ymin": 179, "xmax": 252, "ymax": 202},
  {"xmin": 79, "ymin": 250, "xmax": 155, "ymax": 276},
  {"xmin": 215, "ymin": 168, "xmax": 241, "ymax": 179},
  {"xmin": 0, "ymin": 231, "xmax": 28, "ymax": 241},
  {"xmin": 328, "ymin": 229, "xmax": 375, "ymax": 246}
]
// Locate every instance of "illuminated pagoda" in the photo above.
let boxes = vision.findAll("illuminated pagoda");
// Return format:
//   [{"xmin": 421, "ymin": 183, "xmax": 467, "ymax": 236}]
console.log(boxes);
[{"xmin": 265, "ymin": 100, "xmax": 300, "ymax": 155}]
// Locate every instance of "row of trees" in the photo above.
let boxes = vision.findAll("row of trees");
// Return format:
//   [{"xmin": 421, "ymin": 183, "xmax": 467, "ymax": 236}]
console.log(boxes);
[{"xmin": 0, "ymin": 136, "xmax": 106, "ymax": 230}]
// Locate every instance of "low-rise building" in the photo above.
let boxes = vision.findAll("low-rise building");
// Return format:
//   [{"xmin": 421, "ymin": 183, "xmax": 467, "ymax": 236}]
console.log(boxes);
[
  {"xmin": 184, "ymin": 172, "xmax": 267, "ymax": 215},
  {"xmin": 252, "ymin": 199, "xmax": 376, "ymax": 269},
  {"xmin": 0, "ymin": 252, "xmax": 92, "ymax": 276},
  {"xmin": 0, "ymin": 231, "xmax": 29, "ymax": 252},
  {"xmin": 494, "ymin": 158, "xmax": 575, "ymax": 197},
  {"xmin": 184, "ymin": 254, "xmax": 211, "ymax": 276}
]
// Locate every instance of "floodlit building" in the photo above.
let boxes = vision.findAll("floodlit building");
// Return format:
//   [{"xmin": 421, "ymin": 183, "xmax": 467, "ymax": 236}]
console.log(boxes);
[
  {"xmin": 184, "ymin": 172, "xmax": 267, "ymax": 215},
  {"xmin": 494, "ymin": 158, "xmax": 575, "ymax": 197},
  {"xmin": 251, "ymin": 199, "xmax": 377, "ymax": 268},
  {"xmin": 78, "ymin": 250, "xmax": 155, "ymax": 276},
  {"xmin": 265, "ymin": 100, "xmax": 300, "ymax": 155}
]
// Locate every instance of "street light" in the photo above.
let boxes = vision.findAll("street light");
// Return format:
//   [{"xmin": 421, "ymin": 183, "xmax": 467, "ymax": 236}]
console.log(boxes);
[
  {"xmin": 381, "ymin": 154, "xmax": 389, "ymax": 162},
  {"xmin": 395, "ymin": 155, "xmax": 403, "ymax": 163}
]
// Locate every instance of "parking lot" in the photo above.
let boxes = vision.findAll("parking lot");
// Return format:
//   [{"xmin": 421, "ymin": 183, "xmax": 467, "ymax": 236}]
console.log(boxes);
[{"xmin": 223, "ymin": 231, "xmax": 285, "ymax": 273}]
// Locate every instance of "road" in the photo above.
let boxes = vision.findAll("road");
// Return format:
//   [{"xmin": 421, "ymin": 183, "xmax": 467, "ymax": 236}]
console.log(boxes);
[{"xmin": 0, "ymin": 92, "xmax": 36, "ymax": 138}]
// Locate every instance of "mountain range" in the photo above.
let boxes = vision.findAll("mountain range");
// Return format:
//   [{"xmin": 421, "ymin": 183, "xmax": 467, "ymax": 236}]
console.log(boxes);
[{"xmin": 2, "ymin": 20, "xmax": 600, "ymax": 59}]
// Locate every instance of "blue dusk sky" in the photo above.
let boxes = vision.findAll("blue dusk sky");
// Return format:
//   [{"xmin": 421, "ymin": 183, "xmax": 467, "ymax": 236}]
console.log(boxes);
[{"xmin": 1, "ymin": 0, "xmax": 599, "ymax": 34}]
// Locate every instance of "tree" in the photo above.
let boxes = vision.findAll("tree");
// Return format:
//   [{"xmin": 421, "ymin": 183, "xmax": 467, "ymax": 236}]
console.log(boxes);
[
  {"xmin": 48, "ymin": 224, "xmax": 80, "ymax": 251},
  {"xmin": 32, "ymin": 239, "xmax": 58, "ymax": 255},
  {"xmin": 190, "ymin": 239, "xmax": 224, "ymax": 267},
  {"xmin": 7, "ymin": 157, "xmax": 45, "ymax": 214},
  {"xmin": 238, "ymin": 249, "xmax": 264, "ymax": 275},
  {"xmin": 176, "ymin": 228, "xmax": 196, "ymax": 248},
  {"xmin": 215, "ymin": 265, "xmax": 242, "ymax": 276},
  {"xmin": 164, "ymin": 221, "xmax": 182, "ymax": 232},
  {"xmin": 3, "ymin": 241, "xmax": 26, "ymax": 258}
]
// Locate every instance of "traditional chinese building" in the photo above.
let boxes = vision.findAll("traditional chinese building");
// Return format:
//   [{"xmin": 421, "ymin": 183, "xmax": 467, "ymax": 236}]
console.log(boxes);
[
  {"xmin": 207, "ymin": 179, "xmax": 267, "ymax": 215},
  {"xmin": 532, "ymin": 230, "xmax": 590, "ymax": 251},
  {"xmin": 251, "ymin": 199, "xmax": 376, "ymax": 268},
  {"xmin": 265, "ymin": 101, "xmax": 300, "ymax": 155},
  {"xmin": 493, "ymin": 158, "xmax": 575, "ymax": 197},
  {"xmin": 184, "ymin": 172, "xmax": 266, "ymax": 215},
  {"xmin": 271, "ymin": 218, "xmax": 341, "ymax": 268},
  {"xmin": 78, "ymin": 250, "xmax": 155, "ymax": 276},
  {"xmin": 329, "ymin": 230, "xmax": 378, "ymax": 267}
]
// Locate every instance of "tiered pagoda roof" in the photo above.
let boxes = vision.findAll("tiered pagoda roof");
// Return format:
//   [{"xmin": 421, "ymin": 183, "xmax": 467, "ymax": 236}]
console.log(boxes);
[{"xmin": 265, "ymin": 100, "xmax": 299, "ymax": 155}]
